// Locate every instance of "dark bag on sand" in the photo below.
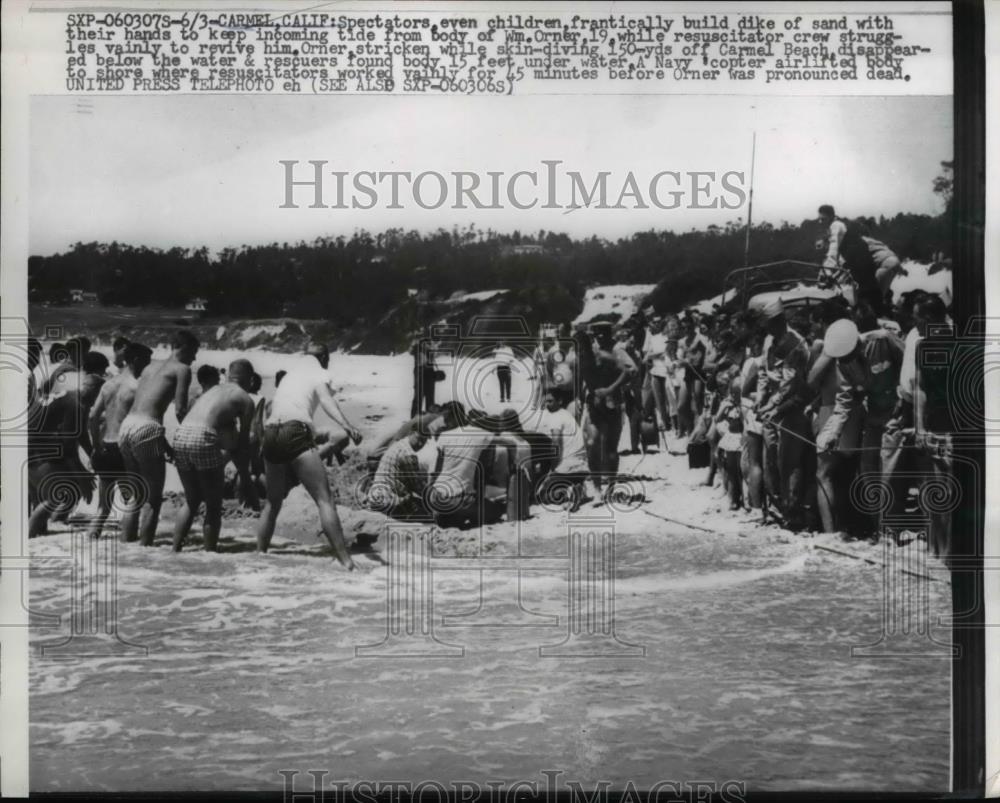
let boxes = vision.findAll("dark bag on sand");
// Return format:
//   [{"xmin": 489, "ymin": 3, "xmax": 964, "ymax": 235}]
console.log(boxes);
[
  {"xmin": 687, "ymin": 440, "xmax": 711, "ymax": 469},
  {"xmin": 640, "ymin": 418, "xmax": 659, "ymax": 449}
]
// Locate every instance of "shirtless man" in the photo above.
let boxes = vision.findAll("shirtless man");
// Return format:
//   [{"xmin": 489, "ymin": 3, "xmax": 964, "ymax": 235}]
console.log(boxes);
[
  {"xmin": 41, "ymin": 336, "xmax": 89, "ymax": 397},
  {"xmin": 118, "ymin": 329, "xmax": 199, "ymax": 546},
  {"xmin": 172, "ymin": 359, "xmax": 257, "ymax": 552},
  {"xmin": 112, "ymin": 337, "xmax": 131, "ymax": 373},
  {"xmin": 256, "ymin": 342, "xmax": 362, "ymax": 568},
  {"xmin": 27, "ymin": 369, "xmax": 105, "ymax": 538},
  {"xmin": 86, "ymin": 343, "xmax": 153, "ymax": 541}
]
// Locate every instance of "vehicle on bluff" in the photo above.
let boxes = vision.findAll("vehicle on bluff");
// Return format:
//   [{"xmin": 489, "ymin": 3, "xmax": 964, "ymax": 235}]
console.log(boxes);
[{"xmin": 721, "ymin": 259, "xmax": 857, "ymax": 315}]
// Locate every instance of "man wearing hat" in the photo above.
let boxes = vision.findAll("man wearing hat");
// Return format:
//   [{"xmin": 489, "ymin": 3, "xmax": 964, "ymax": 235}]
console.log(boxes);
[
  {"xmin": 818, "ymin": 316, "xmax": 904, "ymax": 538},
  {"xmin": 256, "ymin": 342, "xmax": 363, "ymax": 568},
  {"xmin": 755, "ymin": 298, "xmax": 810, "ymax": 530}
]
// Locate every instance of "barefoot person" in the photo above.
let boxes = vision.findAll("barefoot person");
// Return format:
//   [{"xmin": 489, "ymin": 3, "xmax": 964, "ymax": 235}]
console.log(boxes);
[
  {"xmin": 172, "ymin": 359, "xmax": 257, "ymax": 552},
  {"xmin": 86, "ymin": 342, "xmax": 153, "ymax": 541},
  {"xmin": 118, "ymin": 330, "xmax": 199, "ymax": 546},
  {"xmin": 577, "ymin": 321, "xmax": 637, "ymax": 499},
  {"xmin": 27, "ymin": 368, "xmax": 105, "ymax": 538},
  {"xmin": 255, "ymin": 342, "xmax": 362, "ymax": 569}
]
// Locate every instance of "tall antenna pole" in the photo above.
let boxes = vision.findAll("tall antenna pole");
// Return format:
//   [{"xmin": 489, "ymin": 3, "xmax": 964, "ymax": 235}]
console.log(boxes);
[{"xmin": 743, "ymin": 131, "xmax": 757, "ymax": 267}]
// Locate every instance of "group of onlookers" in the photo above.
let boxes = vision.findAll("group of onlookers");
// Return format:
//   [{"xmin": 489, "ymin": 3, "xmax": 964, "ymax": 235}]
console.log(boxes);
[{"xmin": 610, "ymin": 287, "xmax": 952, "ymax": 566}]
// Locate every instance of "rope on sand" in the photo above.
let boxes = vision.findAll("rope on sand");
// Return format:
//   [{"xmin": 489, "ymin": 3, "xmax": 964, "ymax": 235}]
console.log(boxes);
[
  {"xmin": 812, "ymin": 544, "xmax": 943, "ymax": 583},
  {"xmin": 642, "ymin": 509, "xmax": 718, "ymax": 534},
  {"xmin": 645, "ymin": 513, "xmax": 943, "ymax": 583}
]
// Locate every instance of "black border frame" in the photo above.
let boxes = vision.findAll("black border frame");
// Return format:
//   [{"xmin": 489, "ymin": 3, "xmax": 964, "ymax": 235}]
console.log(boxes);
[
  {"xmin": 950, "ymin": 0, "xmax": 986, "ymax": 795},
  {"xmin": 19, "ymin": 1, "xmax": 988, "ymax": 800}
]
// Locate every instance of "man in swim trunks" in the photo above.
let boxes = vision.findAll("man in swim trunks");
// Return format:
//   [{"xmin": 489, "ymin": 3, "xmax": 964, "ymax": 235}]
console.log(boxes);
[
  {"xmin": 27, "ymin": 366, "xmax": 105, "ymax": 538},
  {"xmin": 189, "ymin": 364, "xmax": 221, "ymax": 407},
  {"xmin": 86, "ymin": 342, "xmax": 153, "ymax": 541},
  {"xmin": 118, "ymin": 329, "xmax": 199, "ymax": 546},
  {"xmin": 255, "ymin": 342, "xmax": 362, "ymax": 569},
  {"xmin": 172, "ymin": 358, "xmax": 257, "ymax": 552}
]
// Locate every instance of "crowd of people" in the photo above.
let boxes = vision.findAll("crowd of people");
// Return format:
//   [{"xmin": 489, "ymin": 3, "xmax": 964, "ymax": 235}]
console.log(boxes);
[{"xmin": 25, "ymin": 206, "xmax": 956, "ymax": 568}]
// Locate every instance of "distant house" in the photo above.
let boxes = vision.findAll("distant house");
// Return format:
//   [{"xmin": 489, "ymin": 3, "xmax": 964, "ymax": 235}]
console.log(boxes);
[
  {"xmin": 70, "ymin": 289, "xmax": 98, "ymax": 304},
  {"xmin": 502, "ymin": 244, "xmax": 545, "ymax": 257},
  {"xmin": 185, "ymin": 297, "xmax": 208, "ymax": 313}
]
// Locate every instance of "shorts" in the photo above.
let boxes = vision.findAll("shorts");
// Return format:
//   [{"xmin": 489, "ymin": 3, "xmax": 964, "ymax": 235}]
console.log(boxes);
[
  {"xmin": 587, "ymin": 397, "xmax": 623, "ymax": 427},
  {"xmin": 173, "ymin": 424, "xmax": 227, "ymax": 472},
  {"xmin": 118, "ymin": 416, "xmax": 167, "ymax": 464},
  {"xmin": 91, "ymin": 441, "xmax": 126, "ymax": 475},
  {"xmin": 719, "ymin": 431, "xmax": 743, "ymax": 453},
  {"xmin": 262, "ymin": 421, "xmax": 315, "ymax": 465}
]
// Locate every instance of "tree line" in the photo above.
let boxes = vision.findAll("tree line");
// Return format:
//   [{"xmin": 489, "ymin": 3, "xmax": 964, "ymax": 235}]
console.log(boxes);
[{"xmin": 29, "ymin": 210, "xmax": 950, "ymax": 322}]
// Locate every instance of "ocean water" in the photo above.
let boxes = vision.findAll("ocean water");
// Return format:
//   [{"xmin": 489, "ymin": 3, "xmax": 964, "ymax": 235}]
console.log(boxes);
[{"xmin": 28, "ymin": 510, "xmax": 952, "ymax": 793}]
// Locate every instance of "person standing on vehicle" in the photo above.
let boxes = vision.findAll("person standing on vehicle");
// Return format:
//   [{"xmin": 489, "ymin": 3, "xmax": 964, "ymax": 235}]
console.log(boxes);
[{"xmin": 818, "ymin": 204, "xmax": 890, "ymax": 314}]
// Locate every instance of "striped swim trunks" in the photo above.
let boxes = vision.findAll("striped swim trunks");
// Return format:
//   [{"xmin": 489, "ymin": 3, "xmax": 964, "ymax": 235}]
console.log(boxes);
[
  {"xmin": 262, "ymin": 421, "xmax": 315, "ymax": 465},
  {"xmin": 118, "ymin": 415, "xmax": 167, "ymax": 464},
  {"xmin": 173, "ymin": 423, "xmax": 227, "ymax": 472}
]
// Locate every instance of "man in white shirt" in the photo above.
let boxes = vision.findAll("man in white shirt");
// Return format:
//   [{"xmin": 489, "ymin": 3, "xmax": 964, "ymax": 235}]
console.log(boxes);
[
  {"xmin": 255, "ymin": 342, "xmax": 363, "ymax": 568},
  {"xmin": 535, "ymin": 389, "xmax": 589, "ymax": 510},
  {"xmin": 641, "ymin": 315, "xmax": 675, "ymax": 433}
]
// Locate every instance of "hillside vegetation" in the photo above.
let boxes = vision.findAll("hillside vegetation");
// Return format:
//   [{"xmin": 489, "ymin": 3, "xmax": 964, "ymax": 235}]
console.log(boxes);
[{"xmin": 29, "ymin": 212, "xmax": 951, "ymax": 352}]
